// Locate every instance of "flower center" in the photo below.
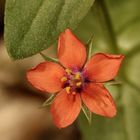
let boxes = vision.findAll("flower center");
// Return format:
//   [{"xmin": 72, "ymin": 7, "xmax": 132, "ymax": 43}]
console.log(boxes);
[{"xmin": 61, "ymin": 68, "xmax": 85, "ymax": 95}]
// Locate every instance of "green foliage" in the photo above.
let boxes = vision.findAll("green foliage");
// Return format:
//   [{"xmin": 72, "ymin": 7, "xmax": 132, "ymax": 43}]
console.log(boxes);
[
  {"xmin": 4, "ymin": 0, "xmax": 95, "ymax": 59},
  {"xmin": 76, "ymin": 0, "xmax": 140, "ymax": 140}
]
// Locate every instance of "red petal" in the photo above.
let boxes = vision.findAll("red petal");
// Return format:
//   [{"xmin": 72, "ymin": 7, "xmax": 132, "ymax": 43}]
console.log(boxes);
[
  {"xmin": 51, "ymin": 90, "xmax": 81, "ymax": 128},
  {"xmin": 84, "ymin": 53, "xmax": 124, "ymax": 82},
  {"xmin": 81, "ymin": 83, "xmax": 116, "ymax": 117},
  {"xmin": 27, "ymin": 61, "xmax": 65, "ymax": 93},
  {"xmin": 58, "ymin": 29, "xmax": 86, "ymax": 69}
]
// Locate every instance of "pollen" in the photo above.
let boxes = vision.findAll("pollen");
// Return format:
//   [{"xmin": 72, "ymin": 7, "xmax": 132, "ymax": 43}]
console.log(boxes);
[
  {"xmin": 65, "ymin": 69, "xmax": 72, "ymax": 75},
  {"xmin": 74, "ymin": 72, "xmax": 81, "ymax": 80},
  {"xmin": 76, "ymin": 82, "xmax": 82, "ymax": 87},
  {"xmin": 66, "ymin": 86, "xmax": 71, "ymax": 94},
  {"xmin": 61, "ymin": 76, "xmax": 67, "ymax": 82}
]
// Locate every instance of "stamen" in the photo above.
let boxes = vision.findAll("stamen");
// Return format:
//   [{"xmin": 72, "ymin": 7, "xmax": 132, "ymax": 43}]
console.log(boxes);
[
  {"xmin": 66, "ymin": 86, "xmax": 71, "ymax": 94},
  {"xmin": 61, "ymin": 76, "xmax": 67, "ymax": 82},
  {"xmin": 72, "ymin": 91, "xmax": 76, "ymax": 95},
  {"xmin": 75, "ymin": 72, "xmax": 81, "ymax": 80},
  {"xmin": 65, "ymin": 69, "xmax": 72, "ymax": 75},
  {"xmin": 76, "ymin": 82, "xmax": 82, "ymax": 87}
]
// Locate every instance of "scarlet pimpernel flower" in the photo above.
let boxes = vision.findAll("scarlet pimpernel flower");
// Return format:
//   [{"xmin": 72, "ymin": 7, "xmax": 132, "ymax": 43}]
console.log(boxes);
[{"xmin": 27, "ymin": 29, "xmax": 124, "ymax": 128}]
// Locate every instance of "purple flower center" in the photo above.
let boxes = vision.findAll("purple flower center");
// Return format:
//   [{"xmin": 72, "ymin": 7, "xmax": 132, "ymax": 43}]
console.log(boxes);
[{"xmin": 61, "ymin": 68, "xmax": 88, "ymax": 94}]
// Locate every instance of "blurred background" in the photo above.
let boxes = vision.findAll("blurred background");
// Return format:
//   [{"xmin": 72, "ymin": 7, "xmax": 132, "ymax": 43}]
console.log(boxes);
[{"xmin": 0, "ymin": 0, "xmax": 140, "ymax": 140}]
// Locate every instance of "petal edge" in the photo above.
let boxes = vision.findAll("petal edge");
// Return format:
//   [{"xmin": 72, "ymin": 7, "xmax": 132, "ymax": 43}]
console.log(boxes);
[
  {"xmin": 27, "ymin": 61, "xmax": 65, "ymax": 93},
  {"xmin": 84, "ymin": 53, "xmax": 124, "ymax": 82},
  {"xmin": 58, "ymin": 29, "xmax": 87, "ymax": 69},
  {"xmin": 81, "ymin": 83, "xmax": 116, "ymax": 117},
  {"xmin": 51, "ymin": 90, "xmax": 81, "ymax": 128}
]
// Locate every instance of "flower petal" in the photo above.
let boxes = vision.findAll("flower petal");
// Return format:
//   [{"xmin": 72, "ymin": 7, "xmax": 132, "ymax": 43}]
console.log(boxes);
[
  {"xmin": 51, "ymin": 90, "xmax": 81, "ymax": 128},
  {"xmin": 58, "ymin": 29, "xmax": 86, "ymax": 69},
  {"xmin": 81, "ymin": 83, "xmax": 116, "ymax": 117},
  {"xmin": 27, "ymin": 61, "xmax": 65, "ymax": 93},
  {"xmin": 84, "ymin": 53, "xmax": 124, "ymax": 82}
]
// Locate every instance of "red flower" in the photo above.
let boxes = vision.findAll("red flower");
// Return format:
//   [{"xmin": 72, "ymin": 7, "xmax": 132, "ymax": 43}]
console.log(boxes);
[{"xmin": 27, "ymin": 29, "xmax": 124, "ymax": 128}]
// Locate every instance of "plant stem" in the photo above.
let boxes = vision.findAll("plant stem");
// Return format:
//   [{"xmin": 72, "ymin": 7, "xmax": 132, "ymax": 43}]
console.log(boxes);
[{"xmin": 93, "ymin": 0, "xmax": 120, "ymax": 53}]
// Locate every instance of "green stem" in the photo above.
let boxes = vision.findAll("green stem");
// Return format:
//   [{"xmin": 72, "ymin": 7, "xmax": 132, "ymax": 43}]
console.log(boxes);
[{"xmin": 93, "ymin": 0, "xmax": 120, "ymax": 53}]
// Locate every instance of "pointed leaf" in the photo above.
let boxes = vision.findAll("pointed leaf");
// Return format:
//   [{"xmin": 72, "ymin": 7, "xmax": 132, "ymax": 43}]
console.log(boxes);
[
  {"xmin": 40, "ymin": 52, "xmax": 59, "ymax": 63},
  {"xmin": 81, "ymin": 105, "xmax": 92, "ymax": 125},
  {"xmin": 42, "ymin": 94, "xmax": 55, "ymax": 107},
  {"xmin": 86, "ymin": 34, "xmax": 94, "ymax": 59}
]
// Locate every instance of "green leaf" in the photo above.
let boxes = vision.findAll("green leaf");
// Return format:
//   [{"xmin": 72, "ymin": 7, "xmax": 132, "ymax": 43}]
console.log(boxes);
[
  {"xmin": 81, "ymin": 105, "xmax": 92, "ymax": 125},
  {"xmin": 86, "ymin": 34, "xmax": 94, "ymax": 59},
  {"xmin": 40, "ymin": 52, "xmax": 59, "ymax": 63},
  {"xmin": 105, "ymin": 79, "xmax": 122, "ymax": 86},
  {"xmin": 4, "ymin": 0, "xmax": 95, "ymax": 60},
  {"xmin": 76, "ymin": 0, "xmax": 140, "ymax": 140},
  {"xmin": 42, "ymin": 94, "xmax": 55, "ymax": 107}
]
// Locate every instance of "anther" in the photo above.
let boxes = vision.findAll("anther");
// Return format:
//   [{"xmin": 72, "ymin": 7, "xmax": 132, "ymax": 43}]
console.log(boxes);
[
  {"xmin": 66, "ymin": 86, "xmax": 71, "ymax": 94},
  {"xmin": 65, "ymin": 69, "xmax": 72, "ymax": 75},
  {"xmin": 75, "ymin": 72, "xmax": 81, "ymax": 80},
  {"xmin": 61, "ymin": 76, "xmax": 67, "ymax": 82},
  {"xmin": 76, "ymin": 82, "xmax": 82, "ymax": 87}
]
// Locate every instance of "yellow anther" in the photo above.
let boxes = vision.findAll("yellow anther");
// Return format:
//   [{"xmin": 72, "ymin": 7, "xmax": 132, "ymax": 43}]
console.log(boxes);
[
  {"xmin": 76, "ymin": 82, "xmax": 82, "ymax": 87},
  {"xmin": 66, "ymin": 86, "xmax": 71, "ymax": 94},
  {"xmin": 75, "ymin": 72, "xmax": 81, "ymax": 80},
  {"xmin": 61, "ymin": 76, "xmax": 67, "ymax": 82},
  {"xmin": 72, "ymin": 92, "xmax": 76, "ymax": 95},
  {"xmin": 65, "ymin": 69, "xmax": 72, "ymax": 75}
]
